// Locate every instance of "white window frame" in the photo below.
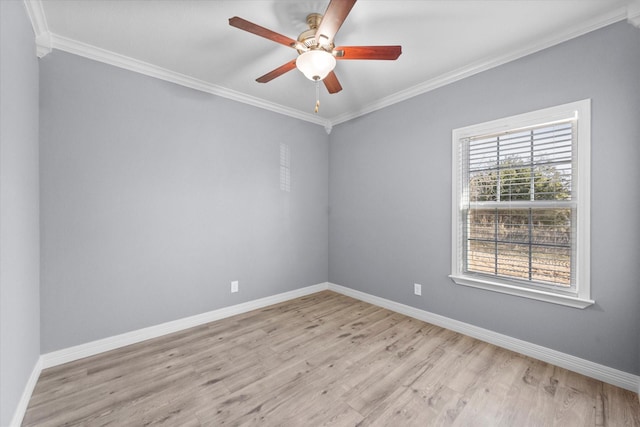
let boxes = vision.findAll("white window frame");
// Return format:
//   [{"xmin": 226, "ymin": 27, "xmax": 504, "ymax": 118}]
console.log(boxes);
[{"xmin": 450, "ymin": 100, "xmax": 593, "ymax": 309}]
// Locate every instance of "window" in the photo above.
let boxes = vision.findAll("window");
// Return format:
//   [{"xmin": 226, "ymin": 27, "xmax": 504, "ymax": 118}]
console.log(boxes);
[{"xmin": 450, "ymin": 100, "xmax": 593, "ymax": 308}]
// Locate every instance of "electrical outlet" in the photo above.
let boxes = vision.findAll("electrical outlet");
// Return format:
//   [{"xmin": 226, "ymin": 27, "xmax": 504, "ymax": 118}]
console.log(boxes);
[
  {"xmin": 414, "ymin": 283, "xmax": 422, "ymax": 296},
  {"xmin": 231, "ymin": 280, "xmax": 239, "ymax": 293}
]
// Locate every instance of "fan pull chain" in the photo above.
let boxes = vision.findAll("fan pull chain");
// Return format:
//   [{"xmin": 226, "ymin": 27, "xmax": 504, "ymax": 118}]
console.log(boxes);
[{"xmin": 314, "ymin": 79, "xmax": 320, "ymax": 113}]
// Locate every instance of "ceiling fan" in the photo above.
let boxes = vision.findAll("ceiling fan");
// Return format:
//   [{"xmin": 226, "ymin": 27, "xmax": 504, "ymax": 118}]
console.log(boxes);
[{"xmin": 229, "ymin": 0, "xmax": 402, "ymax": 96}]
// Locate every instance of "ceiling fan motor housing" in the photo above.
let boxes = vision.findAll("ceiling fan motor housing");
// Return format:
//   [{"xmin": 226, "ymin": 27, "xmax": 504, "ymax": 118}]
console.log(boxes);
[{"xmin": 296, "ymin": 13, "xmax": 335, "ymax": 54}]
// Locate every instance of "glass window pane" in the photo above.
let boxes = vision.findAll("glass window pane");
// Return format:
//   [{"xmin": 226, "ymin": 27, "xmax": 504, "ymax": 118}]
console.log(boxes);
[
  {"xmin": 468, "ymin": 209, "xmax": 496, "ymax": 240},
  {"xmin": 531, "ymin": 208, "xmax": 572, "ymax": 246},
  {"xmin": 467, "ymin": 240, "xmax": 495, "ymax": 275},
  {"xmin": 466, "ymin": 207, "xmax": 572, "ymax": 287},
  {"xmin": 497, "ymin": 209, "xmax": 529, "ymax": 243},
  {"xmin": 530, "ymin": 246, "xmax": 571, "ymax": 286}
]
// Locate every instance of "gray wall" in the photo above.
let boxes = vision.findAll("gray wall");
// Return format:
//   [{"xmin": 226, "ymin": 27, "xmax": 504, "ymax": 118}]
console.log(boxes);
[
  {"xmin": 39, "ymin": 51, "xmax": 329, "ymax": 353},
  {"xmin": 12, "ymin": 7, "xmax": 640, "ymax": 405},
  {"xmin": 329, "ymin": 22, "xmax": 640, "ymax": 375},
  {"xmin": 0, "ymin": 1, "xmax": 41, "ymax": 425}
]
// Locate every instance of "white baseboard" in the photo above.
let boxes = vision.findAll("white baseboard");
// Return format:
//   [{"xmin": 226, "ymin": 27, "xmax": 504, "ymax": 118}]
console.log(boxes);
[
  {"xmin": 36, "ymin": 281, "xmax": 638, "ymax": 395},
  {"xmin": 9, "ymin": 356, "xmax": 43, "ymax": 427},
  {"xmin": 41, "ymin": 283, "xmax": 329, "ymax": 369},
  {"xmin": 328, "ymin": 283, "xmax": 640, "ymax": 393}
]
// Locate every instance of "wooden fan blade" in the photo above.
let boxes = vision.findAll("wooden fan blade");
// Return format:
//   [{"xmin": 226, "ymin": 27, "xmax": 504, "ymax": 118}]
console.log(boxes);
[
  {"xmin": 323, "ymin": 71, "xmax": 342, "ymax": 94},
  {"xmin": 334, "ymin": 46, "xmax": 402, "ymax": 60},
  {"xmin": 229, "ymin": 17, "xmax": 296, "ymax": 48},
  {"xmin": 315, "ymin": 0, "xmax": 357, "ymax": 46},
  {"xmin": 256, "ymin": 59, "xmax": 298, "ymax": 83}
]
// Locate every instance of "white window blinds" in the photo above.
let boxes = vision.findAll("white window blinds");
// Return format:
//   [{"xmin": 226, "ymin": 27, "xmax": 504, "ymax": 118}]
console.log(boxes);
[{"xmin": 462, "ymin": 120, "xmax": 577, "ymax": 288}]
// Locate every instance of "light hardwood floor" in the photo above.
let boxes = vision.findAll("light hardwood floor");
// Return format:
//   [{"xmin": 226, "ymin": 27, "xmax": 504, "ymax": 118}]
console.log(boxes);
[{"xmin": 23, "ymin": 291, "xmax": 640, "ymax": 426}]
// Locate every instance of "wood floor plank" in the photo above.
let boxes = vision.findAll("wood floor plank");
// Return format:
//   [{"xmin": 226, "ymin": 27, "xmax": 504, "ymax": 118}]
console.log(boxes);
[
  {"xmin": 22, "ymin": 290, "xmax": 640, "ymax": 426},
  {"xmin": 313, "ymin": 402, "xmax": 365, "ymax": 426},
  {"xmin": 602, "ymin": 382, "xmax": 640, "ymax": 426}
]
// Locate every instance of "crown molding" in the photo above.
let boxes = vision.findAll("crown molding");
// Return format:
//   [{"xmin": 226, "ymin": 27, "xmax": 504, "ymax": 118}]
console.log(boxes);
[
  {"xmin": 22, "ymin": 0, "xmax": 48, "ymax": 36},
  {"xmin": 628, "ymin": 0, "xmax": 640, "ymax": 27},
  {"xmin": 48, "ymin": 34, "xmax": 331, "ymax": 130},
  {"xmin": 35, "ymin": 33, "xmax": 52, "ymax": 58},
  {"xmin": 329, "ymin": 6, "xmax": 628, "ymax": 126},
  {"xmin": 22, "ymin": 0, "xmax": 628, "ymax": 130},
  {"xmin": 22, "ymin": 0, "xmax": 51, "ymax": 58}
]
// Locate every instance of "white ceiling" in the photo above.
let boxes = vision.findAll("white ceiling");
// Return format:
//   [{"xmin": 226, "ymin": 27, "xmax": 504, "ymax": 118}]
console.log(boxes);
[{"xmin": 27, "ymin": 0, "xmax": 634, "ymax": 130}]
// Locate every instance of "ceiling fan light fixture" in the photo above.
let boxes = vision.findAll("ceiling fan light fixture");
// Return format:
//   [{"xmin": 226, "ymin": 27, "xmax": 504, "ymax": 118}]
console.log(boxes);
[{"xmin": 296, "ymin": 50, "xmax": 336, "ymax": 81}]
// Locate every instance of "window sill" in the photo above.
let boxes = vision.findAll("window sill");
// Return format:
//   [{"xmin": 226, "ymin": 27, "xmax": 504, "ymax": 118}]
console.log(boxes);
[{"xmin": 449, "ymin": 274, "xmax": 594, "ymax": 309}]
